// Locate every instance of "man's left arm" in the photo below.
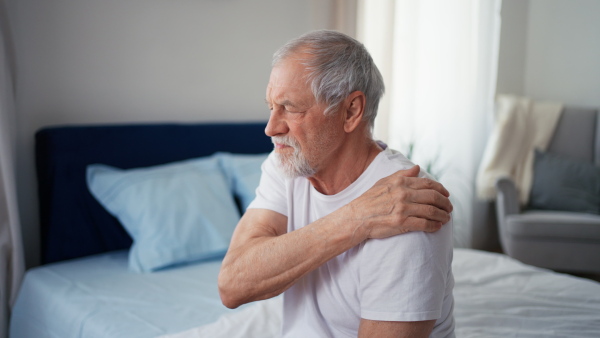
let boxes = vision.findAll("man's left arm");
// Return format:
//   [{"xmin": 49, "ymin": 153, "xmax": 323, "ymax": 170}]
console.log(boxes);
[
  {"xmin": 358, "ymin": 319, "xmax": 435, "ymax": 338},
  {"xmin": 357, "ymin": 218, "xmax": 454, "ymax": 337}
]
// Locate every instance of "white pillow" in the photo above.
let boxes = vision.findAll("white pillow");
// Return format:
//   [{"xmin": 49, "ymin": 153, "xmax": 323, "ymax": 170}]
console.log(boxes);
[{"xmin": 86, "ymin": 155, "xmax": 240, "ymax": 273}]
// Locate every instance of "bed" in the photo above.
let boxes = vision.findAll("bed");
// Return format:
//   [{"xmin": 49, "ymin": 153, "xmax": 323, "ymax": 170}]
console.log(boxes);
[{"xmin": 10, "ymin": 122, "xmax": 600, "ymax": 338}]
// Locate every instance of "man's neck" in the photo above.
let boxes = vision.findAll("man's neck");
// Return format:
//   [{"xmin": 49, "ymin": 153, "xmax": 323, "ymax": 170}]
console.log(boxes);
[{"xmin": 308, "ymin": 137, "xmax": 382, "ymax": 195}]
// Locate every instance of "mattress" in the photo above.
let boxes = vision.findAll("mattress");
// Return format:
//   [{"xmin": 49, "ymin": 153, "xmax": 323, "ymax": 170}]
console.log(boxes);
[
  {"xmin": 164, "ymin": 248, "xmax": 600, "ymax": 338},
  {"xmin": 9, "ymin": 251, "xmax": 244, "ymax": 338},
  {"xmin": 11, "ymin": 249, "xmax": 600, "ymax": 338},
  {"xmin": 452, "ymin": 249, "xmax": 600, "ymax": 337}
]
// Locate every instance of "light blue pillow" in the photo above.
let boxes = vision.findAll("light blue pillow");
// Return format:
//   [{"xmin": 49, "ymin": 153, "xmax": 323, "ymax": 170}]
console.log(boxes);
[
  {"xmin": 217, "ymin": 152, "xmax": 269, "ymax": 213},
  {"xmin": 86, "ymin": 155, "xmax": 240, "ymax": 273}
]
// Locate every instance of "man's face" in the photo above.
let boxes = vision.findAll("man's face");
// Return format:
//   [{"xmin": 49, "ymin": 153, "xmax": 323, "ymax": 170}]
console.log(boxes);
[{"xmin": 265, "ymin": 56, "xmax": 344, "ymax": 178}]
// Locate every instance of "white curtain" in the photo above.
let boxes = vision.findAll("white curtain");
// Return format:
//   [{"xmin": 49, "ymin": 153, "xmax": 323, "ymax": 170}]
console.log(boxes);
[
  {"xmin": 0, "ymin": 0, "xmax": 25, "ymax": 336},
  {"xmin": 357, "ymin": 0, "xmax": 501, "ymax": 247}
]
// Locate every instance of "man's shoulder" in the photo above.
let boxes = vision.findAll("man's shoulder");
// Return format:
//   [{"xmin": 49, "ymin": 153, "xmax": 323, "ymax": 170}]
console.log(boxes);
[
  {"xmin": 379, "ymin": 148, "xmax": 435, "ymax": 180},
  {"xmin": 381, "ymin": 148, "xmax": 412, "ymax": 168}
]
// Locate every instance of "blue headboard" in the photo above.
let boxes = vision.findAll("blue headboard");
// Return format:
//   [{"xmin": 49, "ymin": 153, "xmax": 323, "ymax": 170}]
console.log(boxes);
[{"xmin": 36, "ymin": 122, "xmax": 271, "ymax": 264}]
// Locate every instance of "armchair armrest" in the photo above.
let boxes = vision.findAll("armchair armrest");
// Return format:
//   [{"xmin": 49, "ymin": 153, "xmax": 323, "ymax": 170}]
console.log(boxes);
[
  {"xmin": 495, "ymin": 177, "xmax": 520, "ymax": 252},
  {"xmin": 495, "ymin": 177, "xmax": 520, "ymax": 216}
]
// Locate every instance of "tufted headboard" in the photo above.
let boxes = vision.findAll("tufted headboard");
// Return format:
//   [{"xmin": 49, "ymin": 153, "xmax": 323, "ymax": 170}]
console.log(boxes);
[{"xmin": 35, "ymin": 122, "xmax": 272, "ymax": 264}]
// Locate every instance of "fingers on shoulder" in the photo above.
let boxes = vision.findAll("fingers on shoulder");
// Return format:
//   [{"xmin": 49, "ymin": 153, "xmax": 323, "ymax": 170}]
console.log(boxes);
[
  {"xmin": 412, "ymin": 176, "xmax": 447, "ymax": 194},
  {"xmin": 387, "ymin": 170, "xmax": 439, "ymax": 189},
  {"xmin": 404, "ymin": 216, "xmax": 444, "ymax": 233},
  {"xmin": 395, "ymin": 165, "xmax": 420, "ymax": 177},
  {"xmin": 410, "ymin": 189, "xmax": 453, "ymax": 213}
]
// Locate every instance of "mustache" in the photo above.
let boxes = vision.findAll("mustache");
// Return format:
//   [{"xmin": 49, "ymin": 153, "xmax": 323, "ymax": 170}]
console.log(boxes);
[{"xmin": 271, "ymin": 135, "xmax": 300, "ymax": 149}]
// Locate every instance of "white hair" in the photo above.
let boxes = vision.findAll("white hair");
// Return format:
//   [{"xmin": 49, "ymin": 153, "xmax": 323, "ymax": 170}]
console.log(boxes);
[{"xmin": 272, "ymin": 30, "xmax": 385, "ymax": 129}]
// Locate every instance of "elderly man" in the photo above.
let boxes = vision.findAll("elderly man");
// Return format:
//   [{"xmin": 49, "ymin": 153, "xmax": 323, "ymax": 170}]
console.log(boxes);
[{"xmin": 218, "ymin": 30, "xmax": 455, "ymax": 338}]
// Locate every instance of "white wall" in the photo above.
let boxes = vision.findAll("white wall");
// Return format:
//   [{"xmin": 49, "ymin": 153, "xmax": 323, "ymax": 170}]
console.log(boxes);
[
  {"xmin": 498, "ymin": 0, "xmax": 600, "ymax": 108},
  {"xmin": 496, "ymin": 0, "xmax": 529, "ymax": 96},
  {"xmin": 9, "ymin": 0, "xmax": 337, "ymax": 267},
  {"xmin": 524, "ymin": 0, "xmax": 600, "ymax": 107}
]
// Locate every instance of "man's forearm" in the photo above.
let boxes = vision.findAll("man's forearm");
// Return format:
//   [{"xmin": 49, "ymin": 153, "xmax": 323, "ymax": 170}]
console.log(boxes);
[
  {"xmin": 218, "ymin": 206, "xmax": 366, "ymax": 309},
  {"xmin": 358, "ymin": 319, "xmax": 436, "ymax": 338}
]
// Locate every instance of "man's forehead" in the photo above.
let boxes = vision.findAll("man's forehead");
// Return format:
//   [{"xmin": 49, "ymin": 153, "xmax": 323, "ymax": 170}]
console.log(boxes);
[
  {"xmin": 266, "ymin": 86, "xmax": 313, "ymax": 107},
  {"xmin": 266, "ymin": 60, "xmax": 314, "ymax": 105}
]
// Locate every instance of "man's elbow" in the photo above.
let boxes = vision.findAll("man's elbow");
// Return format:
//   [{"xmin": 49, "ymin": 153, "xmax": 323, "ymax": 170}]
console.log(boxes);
[
  {"xmin": 219, "ymin": 291, "xmax": 242, "ymax": 309},
  {"xmin": 217, "ymin": 269, "xmax": 244, "ymax": 309}
]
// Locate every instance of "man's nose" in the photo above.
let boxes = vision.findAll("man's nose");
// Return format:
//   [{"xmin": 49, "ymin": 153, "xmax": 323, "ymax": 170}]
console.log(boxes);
[{"xmin": 265, "ymin": 110, "xmax": 288, "ymax": 137}]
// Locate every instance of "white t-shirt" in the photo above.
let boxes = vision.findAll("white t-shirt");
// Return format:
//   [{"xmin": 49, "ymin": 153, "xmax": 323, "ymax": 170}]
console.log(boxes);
[{"xmin": 248, "ymin": 146, "xmax": 455, "ymax": 338}]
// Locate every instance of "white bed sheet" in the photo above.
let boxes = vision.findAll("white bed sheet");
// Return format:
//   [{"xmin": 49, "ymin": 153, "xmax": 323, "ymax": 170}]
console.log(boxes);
[
  {"xmin": 11, "ymin": 248, "xmax": 600, "ymax": 338},
  {"xmin": 161, "ymin": 249, "xmax": 600, "ymax": 338},
  {"xmin": 10, "ymin": 250, "xmax": 245, "ymax": 338},
  {"xmin": 453, "ymin": 248, "xmax": 600, "ymax": 337}
]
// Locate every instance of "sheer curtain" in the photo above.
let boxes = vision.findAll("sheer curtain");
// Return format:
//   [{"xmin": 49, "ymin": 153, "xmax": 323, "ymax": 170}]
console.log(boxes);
[
  {"xmin": 0, "ymin": 0, "xmax": 25, "ymax": 336},
  {"xmin": 357, "ymin": 0, "xmax": 501, "ymax": 247}
]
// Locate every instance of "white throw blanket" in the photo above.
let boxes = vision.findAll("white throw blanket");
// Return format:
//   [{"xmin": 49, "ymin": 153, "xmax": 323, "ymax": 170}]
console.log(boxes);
[{"xmin": 476, "ymin": 95, "xmax": 563, "ymax": 204}]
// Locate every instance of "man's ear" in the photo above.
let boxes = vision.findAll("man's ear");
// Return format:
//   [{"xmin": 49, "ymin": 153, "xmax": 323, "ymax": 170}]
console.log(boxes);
[{"xmin": 344, "ymin": 91, "xmax": 366, "ymax": 133}]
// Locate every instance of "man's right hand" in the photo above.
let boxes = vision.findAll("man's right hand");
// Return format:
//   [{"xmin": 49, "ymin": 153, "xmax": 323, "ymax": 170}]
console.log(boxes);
[{"xmin": 346, "ymin": 165, "xmax": 453, "ymax": 240}]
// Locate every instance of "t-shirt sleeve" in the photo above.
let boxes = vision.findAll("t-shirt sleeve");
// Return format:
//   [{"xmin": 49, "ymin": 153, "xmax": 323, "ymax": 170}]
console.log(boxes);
[
  {"xmin": 246, "ymin": 152, "xmax": 288, "ymax": 216},
  {"xmin": 359, "ymin": 218, "xmax": 454, "ymax": 322}
]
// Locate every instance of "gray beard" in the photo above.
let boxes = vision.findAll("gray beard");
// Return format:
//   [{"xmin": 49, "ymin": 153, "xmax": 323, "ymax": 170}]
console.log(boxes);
[
  {"xmin": 271, "ymin": 136, "xmax": 316, "ymax": 178},
  {"xmin": 273, "ymin": 149, "xmax": 316, "ymax": 178}
]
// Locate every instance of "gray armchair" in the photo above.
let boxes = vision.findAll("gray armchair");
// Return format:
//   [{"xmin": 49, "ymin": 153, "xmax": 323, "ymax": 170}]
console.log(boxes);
[{"xmin": 495, "ymin": 107, "xmax": 600, "ymax": 273}]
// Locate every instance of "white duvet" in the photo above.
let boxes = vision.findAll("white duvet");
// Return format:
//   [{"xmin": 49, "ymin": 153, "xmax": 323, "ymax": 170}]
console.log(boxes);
[{"xmin": 159, "ymin": 248, "xmax": 600, "ymax": 338}]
